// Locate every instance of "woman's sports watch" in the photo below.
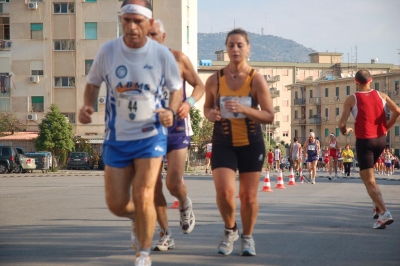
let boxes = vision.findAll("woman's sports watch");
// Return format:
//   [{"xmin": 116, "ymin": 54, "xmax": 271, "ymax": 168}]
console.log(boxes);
[{"xmin": 165, "ymin": 107, "xmax": 177, "ymax": 123}]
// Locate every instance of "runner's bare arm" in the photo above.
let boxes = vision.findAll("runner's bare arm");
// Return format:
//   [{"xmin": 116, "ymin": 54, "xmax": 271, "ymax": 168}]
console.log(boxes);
[
  {"xmin": 79, "ymin": 83, "xmax": 100, "ymax": 124},
  {"xmin": 204, "ymin": 73, "xmax": 221, "ymax": 122},
  {"xmin": 339, "ymin": 95, "xmax": 354, "ymax": 135},
  {"xmin": 379, "ymin": 92, "xmax": 400, "ymax": 130}
]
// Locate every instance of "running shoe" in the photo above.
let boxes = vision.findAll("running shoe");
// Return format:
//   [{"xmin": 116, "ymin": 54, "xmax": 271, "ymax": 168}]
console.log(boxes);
[
  {"xmin": 240, "ymin": 234, "xmax": 256, "ymax": 256},
  {"xmin": 311, "ymin": 178, "xmax": 315, "ymax": 184},
  {"xmin": 134, "ymin": 252, "xmax": 151, "ymax": 266},
  {"xmin": 373, "ymin": 211, "xmax": 394, "ymax": 229},
  {"xmin": 153, "ymin": 229, "xmax": 175, "ymax": 251},
  {"xmin": 334, "ymin": 175, "xmax": 337, "ymax": 181},
  {"xmin": 131, "ymin": 221, "xmax": 139, "ymax": 252},
  {"xmin": 218, "ymin": 228, "xmax": 239, "ymax": 255},
  {"xmin": 373, "ymin": 207, "xmax": 380, "ymax": 219},
  {"xmin": 180, "ymin": 197, "xmax": 195, "ymax": 234}
]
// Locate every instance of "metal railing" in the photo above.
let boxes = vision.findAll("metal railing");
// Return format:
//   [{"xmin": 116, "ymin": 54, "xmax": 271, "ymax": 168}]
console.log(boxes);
[
  {"xmin": 294, "ymin": 98, "xmax": 306, "ymax": 105},
  {"xmin": 309, "ymin": 97, "xmax": 321, "ymax": 105}
]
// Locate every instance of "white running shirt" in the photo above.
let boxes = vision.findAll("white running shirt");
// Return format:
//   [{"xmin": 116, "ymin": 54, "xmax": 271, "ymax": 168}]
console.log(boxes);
[{"xmin": 87, "ymin": 37, "xmax": 182, "ymax": 142}]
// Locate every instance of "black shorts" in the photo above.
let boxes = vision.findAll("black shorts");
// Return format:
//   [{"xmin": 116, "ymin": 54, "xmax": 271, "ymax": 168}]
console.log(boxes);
[
  {"xmin": 211, "ymin": 142, "xmax": 266, "ymax": 173},
  {"xmin": 355, "ymin": 135, "xmax": 386, "ymax": 171}
]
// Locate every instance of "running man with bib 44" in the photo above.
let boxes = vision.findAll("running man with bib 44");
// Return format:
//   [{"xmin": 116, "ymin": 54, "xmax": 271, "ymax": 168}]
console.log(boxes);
[{"xmin": 79, "ymin": 1, "xmax": 182, "ymax": 265}]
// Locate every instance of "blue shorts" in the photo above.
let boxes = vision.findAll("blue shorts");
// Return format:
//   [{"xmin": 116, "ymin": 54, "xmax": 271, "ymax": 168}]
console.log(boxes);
[
  {"xmin": 385, "ymin": 162, "xmax": 392, "ymax": 168},
  {"xmin": 102, "ymin": 134, "xmax": 167, "ymax": 168},
  {"xmin": 307, "ymin": 156, "xmax": 319, "ymax": 163},
  {"xmin": 167, "ymin": 135, "xmax": 190, "ymax": 154}
]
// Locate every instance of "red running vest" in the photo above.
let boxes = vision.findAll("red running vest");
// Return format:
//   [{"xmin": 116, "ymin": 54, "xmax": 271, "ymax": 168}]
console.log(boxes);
[{"xmin": 351, "ymin": 90, "xmax": 387, "ymax": 139}]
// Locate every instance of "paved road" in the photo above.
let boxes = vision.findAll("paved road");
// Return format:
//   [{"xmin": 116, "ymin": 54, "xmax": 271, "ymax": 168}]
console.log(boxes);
[{"xmin": 0, "ymin": 171, "xmax": 399, "ymax": 266}]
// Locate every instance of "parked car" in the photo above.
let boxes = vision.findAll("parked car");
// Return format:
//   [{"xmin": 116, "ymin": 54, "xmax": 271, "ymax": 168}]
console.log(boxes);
[
  {"xmin": 97, "ymin": 156, "xmax": 104, "ymax": 170},
  {"xmin": 13, "ymin": 155, "xmax": 37, "ymax": 173},
  {"xmin": 67, "ymin": 152, "xmax": 91, "ymax": 170},
  {"xmin": 0, "ymin": 146, "xmax": 19, "ymax": 174}
]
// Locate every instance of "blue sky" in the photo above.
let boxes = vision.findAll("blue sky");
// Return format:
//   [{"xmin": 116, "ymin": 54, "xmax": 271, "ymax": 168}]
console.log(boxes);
[{"xmin": 197, "ymin": 0, "xmax": 400, "ymax": 65}]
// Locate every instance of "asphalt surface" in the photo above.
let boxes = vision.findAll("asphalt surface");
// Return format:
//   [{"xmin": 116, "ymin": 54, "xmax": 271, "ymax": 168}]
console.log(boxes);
[{"xmin": 0, "ymin": 170, "xmax": 399, "ymax": 266}]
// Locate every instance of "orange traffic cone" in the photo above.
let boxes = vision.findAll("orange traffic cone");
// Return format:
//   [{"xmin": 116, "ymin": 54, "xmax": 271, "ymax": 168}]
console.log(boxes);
[
  {"xmin": 261, "ymin": 169, "xmax": 273, "ymax": 192},
  {"xmin": 287, "ymin": 167, "xmax": 296, "ymax": 186},
  {"xmin": 169, "ymin": 177, "xmax": 184, "ymax": 209},
  {"xmin": 275, "ymin": 169, "xmax": 286, "ymax": 189}
]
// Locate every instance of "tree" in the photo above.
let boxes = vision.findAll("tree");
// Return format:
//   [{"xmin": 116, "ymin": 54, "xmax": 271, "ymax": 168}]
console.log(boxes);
[
  {"xmin": 35, "ymin": 104, "xmax": 74, "ymax": 166},
  {"xmin": 189, "ymin": 107, "xmax": 202, "ymax": 138},
  {"xmin": 0, "ymin": 111, "xmax": 27, "ymax": 137}
]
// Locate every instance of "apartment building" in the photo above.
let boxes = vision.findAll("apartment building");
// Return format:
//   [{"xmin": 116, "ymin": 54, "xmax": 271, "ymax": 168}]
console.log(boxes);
[
  {"xmin": 197, "ymin": 51, "xmax": 396, "ymax": 144},
  {"xmin": 0, "ymin": 0, "xmax": 197, "ymax": 143},
  {"xmin": 288, "ymin": 69, "xmax": 400, "ymax": 155}
]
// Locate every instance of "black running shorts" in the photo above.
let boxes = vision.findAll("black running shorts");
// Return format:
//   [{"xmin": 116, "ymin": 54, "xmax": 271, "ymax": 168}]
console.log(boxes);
[
  {"xmin": 355, "ymin": 135, "xmax": 386, "ymax": 171},
  {"xmin": 211, "ymin": 142, "xmax": 266, "ymax": 173}
]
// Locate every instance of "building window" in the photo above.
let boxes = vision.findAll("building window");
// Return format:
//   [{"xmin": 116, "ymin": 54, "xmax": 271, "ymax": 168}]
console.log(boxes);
[
  {"xmin": 325, "ymin": 128, "xmax": 329, "ymax": 137},
  {"xmin": 283, "ymin": 131, "xmax": 288, "ymax": 137},
  {"xmin": 395, "ymin": 149, "xmax": 399, "ymax": 157},
  {"xmin": 335, "ymin": 87, "xmax": 339, "ymax": 97},
  {"xmin": 31, "ymin": 60, "xmax": 43, "ymax": 76},
  {"xmin": 395, "ymin": 81, "xmax": 399, "ymax": 91},
  {"xmin": 294, "ymin": 91, "xmax": 298, "ymax": 99},
  {"xmin": 309, "ymin": 128, "xmax": 313, "ymax": 132},
  {"xmin": 325, "ymin": 88, "xmax": 328, "ymax": 97},
  {"xmin": 375, "ymin": 83, "xmax": 379, "ymax": 91},
  {"xmin": 335, "ymin": 128, "xmax": 340, "ymax": 136},
  {"xmin": 294, "ymin": 129, "xmax": 298, "ymax": 138},
  {"xmin": 282, "ymin": 69, "xmax": 289, "ymax": 76},
  {"xmin": 85, "ymin": 22, "xmax": 97, "ymax": 39},
  {"xmin": 0, "ymin": 17, "xmax": 10, "ymax": 40},
  {"xmin": 325, "ymin": 108, "xmax": 329, "ymax": 118},
  {"xmin": 309, "ymin": 109, "xmax": 313, "ymax": 118},
  {"xmin": 31, "ymin": 96, "xmax": 44, "ymax": 112},
  {"xmin": 62, "ymin": 113, "xmax": 76, "ymax": 124},
  {"xmin": 294, "ymin": 110, "xmax": 298, "ymax": 119},
  {"xmin": 0, "ymin": 98, "xmax": 10, "ymax": 111},
  {"xmin": 54, "ymin": 40, "xmax": 75, "ymax": 51},
  {"xmin": 336, "ymin": 107, "xmax": 339, "ymax": 116},
  {"xmin": 94, "ymin": 100, "xmax": 98, "ymax": 112},
  {"xmin": 283, "ymin": 115, "xmax": 289, "ymax": 122},
  {"xmin": 117, "ymin": 16, "xmax": 122, "ymax": 37},
  {"xmin": 346, "ymin": 85, "xmax": 350, "ymax": 96},
  {"xmin": 84, "ymin": 0, "xmax": 97, "ymax": 2},
  {"xmin": 31, "ymin": 23, "xmax": 43, "ymax": 39},
  {"xmin": 53, "ymin": 3, "xmax": 74, "ymax": 14},
  {"xmin": 0, "ymin": 0, "xmax": 10, "ymax": 3},
  {"xmin": 395, "ymin": 126, "xmax": 399, "ymax": 136},
  {"xmin": 85, "ymin": 60, "xmax": 93, "ymax": 75},
  {"xmin": 186, "ymin": 26, "xmax": 189, "ymax": 43},
  {"xmin": 54, "ymin": 77, "xmax": 75, "ymax": 87},
  {"xmin": 30, "ymin": 0, "xmax": 44, "ymax": 2},
  {"xmin": 310, "ymin": 90, "xmax": 313, "ymax": 98},
  {"xmin": 282, "ymin": 99, "xmax": 289, "ymax": 107}
]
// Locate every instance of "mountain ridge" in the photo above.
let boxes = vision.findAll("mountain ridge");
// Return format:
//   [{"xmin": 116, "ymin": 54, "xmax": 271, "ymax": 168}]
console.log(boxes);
[{"xmin": 198, "ymin": 32, "xmax": 316, "ymax": 63}]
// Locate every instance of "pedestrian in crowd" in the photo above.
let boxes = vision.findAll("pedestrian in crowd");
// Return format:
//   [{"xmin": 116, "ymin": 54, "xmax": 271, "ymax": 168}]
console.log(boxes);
[
  {"xmin": 274, "ymin": 145, "xmax": 281, "ymax": 171},
  {"xmin": 147, "ymin": 19, "xmax": 205, "ymax": 251},
  {"xmin": 79, "ymin": 0, "xmax": 183, "ymax": 264},
  {"xmin": 204, "ymin": 28, "xmax": 274, "ymax": 256},
  {"xmin": 203, "ymin": 142, "xmax": 213, "ymax": 174},
  {"xmin": 384, "ymin": 148, "xmax": 393, "ymax": 176},
  {"xmin": 339, "ymin": 69, "xmax": 397, "ymax": 229},
  {"xmin": 290, "ymin": 137, "xmax": 301, "ymax": 174},
  {"xmin": 390, "ymin": 148, "xmax": 395, "ymax": 175},
  {"xmin": 303, "ymin": 132, "xmax": 320, "ymax": 184},
  {"xmin": 267, "ymin": 149, "xmax": 274, "ymax": 170},
  {"xmin": 341, "ymin": 144, "xmax": 354, "ymax": 177},
  {"xmin": 328, "ymin": 133, "xmax": 339, "ymax": 181}
]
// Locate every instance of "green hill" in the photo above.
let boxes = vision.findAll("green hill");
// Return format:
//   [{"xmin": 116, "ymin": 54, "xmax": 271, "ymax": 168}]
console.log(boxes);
[{"xmin": 198, "ymin": 32, "xmax": 316, "ymax": 62}]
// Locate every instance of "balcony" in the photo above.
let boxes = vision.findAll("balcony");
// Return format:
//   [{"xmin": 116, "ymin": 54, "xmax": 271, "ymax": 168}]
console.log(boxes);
[
  {"xmin": 0, "ymin": 40, "xmax": 11, "ymax": 51},
  {"xmin": 264, "ymin": 75, "xmax": 280, "ymax": 83},
  {"xmin": 294, "ymin": 118, "xmax": 306, "ymax": 125},
  {"xmin": 309, "ymin": 115, "xmax": 321, "ymax": 124},
  {"xmin": 274, "ymin": 106, "xmax": 280, "ymax": 113},
  {"xmin": 270, "ymin": 88, "xmax": 280, "ymax": 98},
  {"xmin": 309, "ymin": 97, "xmax": 321, "ymax": 105},
  {"xmin": 294, "ymin": 98, "xmax": 306, "ymax": 105}
]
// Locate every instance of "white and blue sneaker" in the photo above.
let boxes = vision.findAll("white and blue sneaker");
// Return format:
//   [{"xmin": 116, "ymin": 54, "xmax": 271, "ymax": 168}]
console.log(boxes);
[
  {"xmin": 218, "ymin": 228, "xmax": 239, "ymax": 255},
  {"xmin": 240, "ymin": 234, "xmax": 256, "ymax": 256}
]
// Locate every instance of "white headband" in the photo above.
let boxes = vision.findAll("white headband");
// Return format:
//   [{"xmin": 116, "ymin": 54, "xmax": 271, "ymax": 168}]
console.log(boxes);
[{"xmin": 121, "ymin": 4, "xmax": 152, "ymax": 19}]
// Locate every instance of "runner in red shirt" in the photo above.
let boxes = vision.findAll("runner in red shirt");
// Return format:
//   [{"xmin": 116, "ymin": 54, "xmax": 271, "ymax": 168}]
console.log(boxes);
[
  {"xmin": 328, "ymin": 134, "xmax": 339, "ymax": 180},
  {"xmin": 267, "ymin": 149, "xmax": 274, "ymax": 170},
  {"xmin": 323, "ymin": 146, "xmax": 330, "ymax": 172}
]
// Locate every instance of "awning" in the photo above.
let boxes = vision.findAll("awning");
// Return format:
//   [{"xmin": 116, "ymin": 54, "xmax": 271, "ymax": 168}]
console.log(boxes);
[{"xmin": 88, "ymin": 139, "xmax": 104, "ymax": 144}]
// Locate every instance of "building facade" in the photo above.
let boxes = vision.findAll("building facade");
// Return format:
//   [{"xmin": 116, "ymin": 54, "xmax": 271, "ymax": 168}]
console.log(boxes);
[
  {"xmin": 197, "ymin": 51, "xmax": 397, "ymax": 144},
  {"xmin": 0, "ymin": 0, "xmax": 197, "ymax": 143}
]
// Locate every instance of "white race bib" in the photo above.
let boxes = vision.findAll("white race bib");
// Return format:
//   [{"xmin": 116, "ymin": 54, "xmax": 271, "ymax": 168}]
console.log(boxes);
[
  {"xmin": 220, "ymin": 96, "xmax": 251, "ymax": 119},
  {"xmin": 308, "ymin": 145, "xmax": 316, "ymax": 151},
  {"xmin": 162, "ymin": 87, "xmax": 170, "ymax": 108},
  {"xmin": 117, "ymin": 90, "xmax": 154, "ymax": 122}
]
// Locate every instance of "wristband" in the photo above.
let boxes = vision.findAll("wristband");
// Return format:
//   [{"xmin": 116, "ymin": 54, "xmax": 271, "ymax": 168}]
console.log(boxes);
[
  {"xmin": 165, "ymin": 107, "xmax": 177, "ymax": 123},
  {"xmin": 185, "ymin": 96, "xmax": 196, "ymax": 107}
]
